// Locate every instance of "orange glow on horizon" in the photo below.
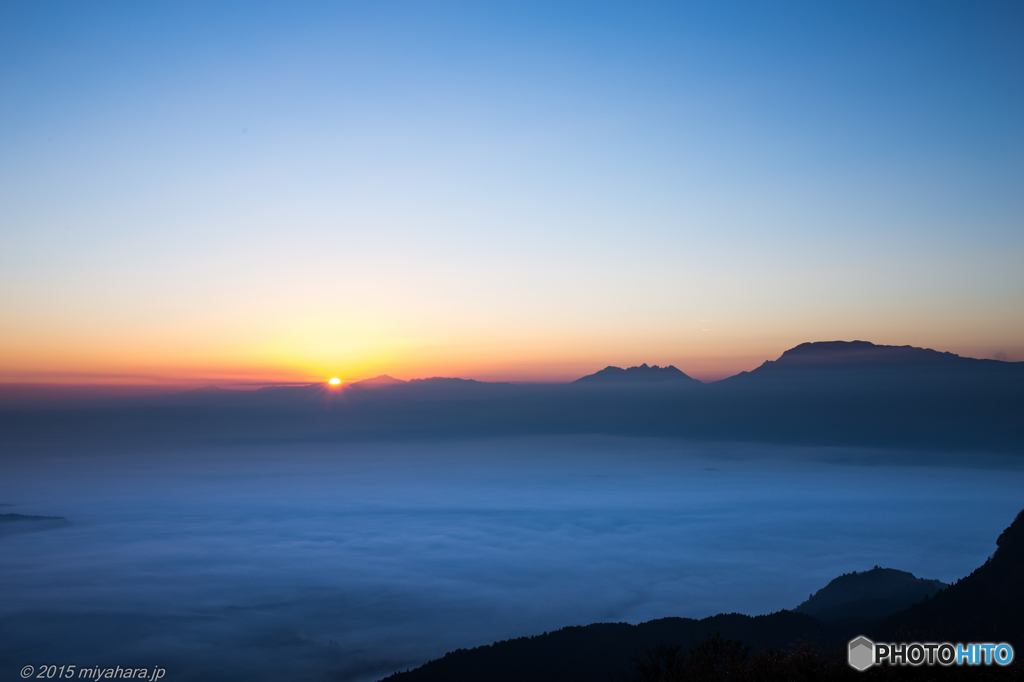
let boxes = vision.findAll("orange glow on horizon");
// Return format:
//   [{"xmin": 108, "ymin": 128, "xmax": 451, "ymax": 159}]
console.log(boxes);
[
  {"xmin": 1, "ymin": 328, "xmax": 1017, "ymax": 392},
  {"xmin": 0, "ymin": 353, "xmax": 768, "ymax": 389}
]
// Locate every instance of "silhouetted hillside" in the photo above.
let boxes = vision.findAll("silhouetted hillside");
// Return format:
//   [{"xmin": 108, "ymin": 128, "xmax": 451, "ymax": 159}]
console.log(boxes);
[
  {"xmin": 794, "ymin": 567, "xmax": 945, "ymax": 623},
  {"xmin": 380, "ymin": 508, "xmax": 1024, "ymax": 681},
  {"xmin": 876, "ymin": 509, "xmax": 1024, "ymax": 647},
  {"xmin": 381, "ymin": 612, "xmax": 835, "ymax": 682}
]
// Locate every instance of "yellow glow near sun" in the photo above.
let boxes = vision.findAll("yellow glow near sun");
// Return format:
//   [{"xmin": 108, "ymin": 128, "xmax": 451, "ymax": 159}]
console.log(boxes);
[{"xmin": 328, "ymin": 378, "xmax": 341, "ymax": 385}]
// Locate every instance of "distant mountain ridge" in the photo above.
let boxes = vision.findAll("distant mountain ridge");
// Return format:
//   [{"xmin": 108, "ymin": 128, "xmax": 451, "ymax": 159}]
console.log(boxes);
[
  {"xmin": 347, "ymin": 341, "xmax": 1019, "ymax": 387},
  {"xmin": 348, "ymin": 375, "xmax": 406, "ymax": 388},
  {"xmin": 45, "ymin": 341, "xmax": 1022, "ymax": 400},
  {"xmin": 345, "ymin": 375, "xmax": 512, "ymax": 389},
  {"xmin": 777, "ymin": 340, "xmax": 967, "ymax": 366},
  {"xmin": 720, "ymin": 340, "xmax": 1021, "ymax": 384},
  {"xmin": 574, "ymin": 363, "xmax": 699, "ymax": 384},
  {"xmin": 4, "ymin": 339, "xmax": 1021, "ymax": 454}
]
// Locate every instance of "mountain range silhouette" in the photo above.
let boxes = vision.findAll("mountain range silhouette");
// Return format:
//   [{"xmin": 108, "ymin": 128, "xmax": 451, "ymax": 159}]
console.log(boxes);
[
  {"xmin": 574, "ymin": 363, "xmax": 700, "ymax": 384},
  {"xmin": 2, "ymin": 340, "xmax": 1021, "ymax": 454}
]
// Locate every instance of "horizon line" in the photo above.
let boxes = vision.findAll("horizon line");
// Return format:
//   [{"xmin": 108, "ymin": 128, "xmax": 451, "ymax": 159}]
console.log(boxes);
[{"xmin": 0, "ymin": 340, "xmax": 1018, "ymax": 396}]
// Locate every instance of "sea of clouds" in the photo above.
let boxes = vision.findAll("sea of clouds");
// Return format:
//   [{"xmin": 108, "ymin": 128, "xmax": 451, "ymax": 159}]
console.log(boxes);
[{"xmin": 2, "ymin": 436, "xmax": 1022, "ymax": 681}]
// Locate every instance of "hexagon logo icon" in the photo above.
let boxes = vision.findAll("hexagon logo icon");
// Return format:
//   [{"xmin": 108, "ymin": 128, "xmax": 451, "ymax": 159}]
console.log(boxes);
[{"xmin": 848, "ymin": 636, "xmax": 875, "ymax": 671}]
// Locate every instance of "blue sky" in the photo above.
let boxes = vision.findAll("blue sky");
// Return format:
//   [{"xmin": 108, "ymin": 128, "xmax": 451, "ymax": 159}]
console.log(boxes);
[{"xmin": 1, "ymin": 1, "xmax": 1022, "ymax": 383}]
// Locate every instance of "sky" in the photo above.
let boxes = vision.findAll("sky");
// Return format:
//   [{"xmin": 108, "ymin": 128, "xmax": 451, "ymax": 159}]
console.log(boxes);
[{"xmin": 1, "ymin": 1, "xmax": 1022, "ymax": 386}]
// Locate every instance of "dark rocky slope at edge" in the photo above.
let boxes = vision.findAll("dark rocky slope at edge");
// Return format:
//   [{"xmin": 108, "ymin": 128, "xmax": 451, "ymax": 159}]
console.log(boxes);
[
  {"xmin": 382, "ymin": 509, "xmax": 1024, "ymax": 681},
  {"xmin": 795, "ymin": 567, "xmax": 946, "ymax": 623}
]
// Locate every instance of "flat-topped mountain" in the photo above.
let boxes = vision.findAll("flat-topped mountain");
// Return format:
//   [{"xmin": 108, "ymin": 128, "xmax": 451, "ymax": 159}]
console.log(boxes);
[
  {"xmin": 574, "ymin": 363, "xmax": 699, "ymax": 384},
  {"xmin": 794, "ymin": 566, "xmax": 946, "ymax": 622},
  {"xmin": 720, "ymin": 340, "xmax": 1022, "ymax": 383},
  {"xmin": 773, "ymin": 340, "xmax": 974, "ymax": 367}
]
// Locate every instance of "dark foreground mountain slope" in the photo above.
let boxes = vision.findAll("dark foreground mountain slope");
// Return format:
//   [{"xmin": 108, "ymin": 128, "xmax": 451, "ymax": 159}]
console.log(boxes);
[
  {"xmin": 876, "ymin": 509, "xmax": 1024, "ymax": 647},
  {"xmin": 794, "ymin": 567, "xmax": 946, "ymax": 623},
  {"xmin": 381, "ymin": 612, "xmax": 835, "ymax": 682},
  {"xmin": 382, "ymin": 508, "xmax": 1024, "ymax": 682}
]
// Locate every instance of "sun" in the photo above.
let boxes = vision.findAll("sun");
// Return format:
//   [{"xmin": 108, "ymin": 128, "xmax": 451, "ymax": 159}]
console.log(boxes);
[{"xmin": 328, "ymin": 378, "xmax": 341, "ymax": 385}]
